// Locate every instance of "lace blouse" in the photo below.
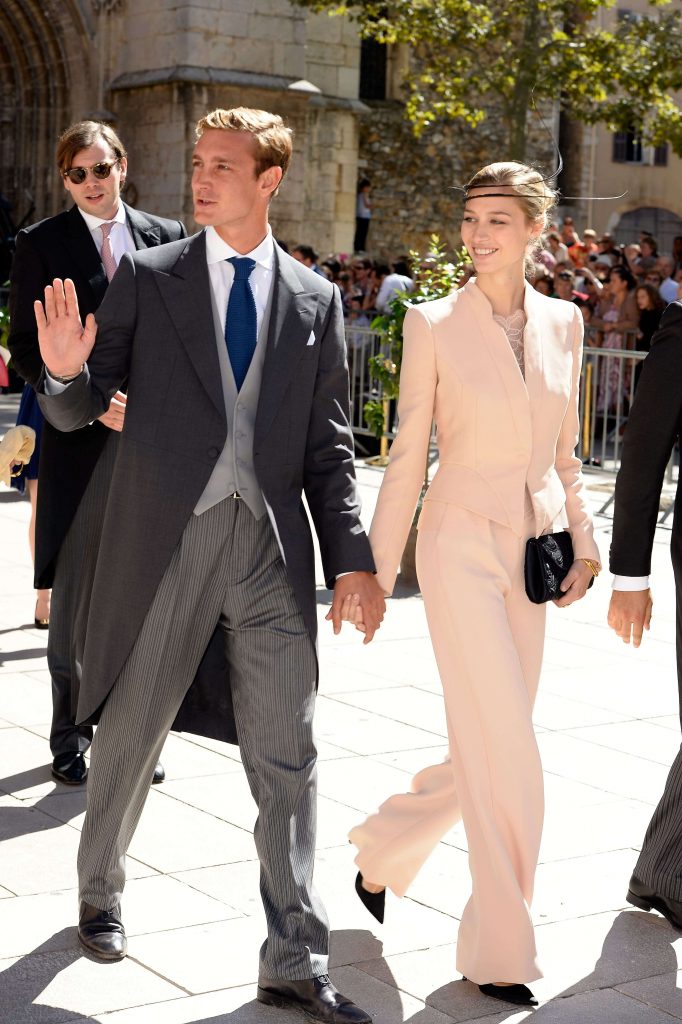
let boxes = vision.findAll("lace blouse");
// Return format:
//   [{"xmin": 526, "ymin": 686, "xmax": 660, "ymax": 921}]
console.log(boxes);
[{"xmin": 492, "ymin": 309, "xmax": 526, "ymax": 378}]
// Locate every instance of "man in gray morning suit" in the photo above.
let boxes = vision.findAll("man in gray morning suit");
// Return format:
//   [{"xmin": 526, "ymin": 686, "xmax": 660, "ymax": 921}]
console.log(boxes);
[{"xmin": 35, "ymin": 107, "xmax": 385, "ymax": 1024}]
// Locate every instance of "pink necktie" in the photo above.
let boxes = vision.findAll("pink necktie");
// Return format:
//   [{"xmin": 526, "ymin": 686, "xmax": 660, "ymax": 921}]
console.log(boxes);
[{"xmin": 99, "ymin": 221, "xmax": 118, "ymax": 282}]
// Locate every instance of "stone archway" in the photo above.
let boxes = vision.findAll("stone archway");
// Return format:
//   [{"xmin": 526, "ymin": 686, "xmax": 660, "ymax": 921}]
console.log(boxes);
[
  {"xmin": 612, "ymin": 206, "xmax": 682, "ymax": 257},
  {"xmin": 0, "ymin": 0, "xmax": 96, "ymax": 236}
]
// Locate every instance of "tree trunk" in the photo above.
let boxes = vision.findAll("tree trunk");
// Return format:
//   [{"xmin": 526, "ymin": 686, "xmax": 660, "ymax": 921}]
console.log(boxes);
[{"xmin": 507, "ymin": 0, "xmax": 542, "ymax": 161}]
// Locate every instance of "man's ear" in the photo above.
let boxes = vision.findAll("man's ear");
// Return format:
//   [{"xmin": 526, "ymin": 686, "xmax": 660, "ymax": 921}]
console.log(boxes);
[{"xmin": 260, "ymin": 165, "xmax": 283, "ymax": 199}]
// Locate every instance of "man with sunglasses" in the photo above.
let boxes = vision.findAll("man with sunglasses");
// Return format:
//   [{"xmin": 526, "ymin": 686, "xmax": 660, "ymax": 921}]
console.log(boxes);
[{"xmin": 8, "ymin": 120, "xmax": 186, "ymax": 787}]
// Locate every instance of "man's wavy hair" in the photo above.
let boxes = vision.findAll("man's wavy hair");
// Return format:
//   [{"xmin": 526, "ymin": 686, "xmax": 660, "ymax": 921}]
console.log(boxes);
[{"xmin": 195, "ymin": 107, "xmax": 293, "ymax": 198}]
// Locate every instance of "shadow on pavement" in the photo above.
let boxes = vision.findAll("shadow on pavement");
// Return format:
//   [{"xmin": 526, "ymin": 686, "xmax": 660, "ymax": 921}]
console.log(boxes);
[
  {"xmin": 0, "ymin": 648, "xmax": 48, "ymax": 665},
  {"xmin": 423, "ymin": 910, "xmax": 680, "ymax": 1020},
  {"xmin": 0, "ymin": 929, "xmax": 96, "ymax": 1024},
  {"xmin": 0, "ymin": 767, "xmax": 86, "ymax": 839}
]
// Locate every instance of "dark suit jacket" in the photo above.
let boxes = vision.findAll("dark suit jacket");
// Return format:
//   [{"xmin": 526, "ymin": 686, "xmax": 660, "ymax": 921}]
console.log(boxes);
[
  {"xmin": 38, "ymin": 232, "xmax": 375, "ymax": 741},
  {"xmin": 610, "ymin": 302, "xmax": 682, "ymax": 577},
  {"xmin": 8, "ymin": 202, "xmax": 186, "ymax": 587}
]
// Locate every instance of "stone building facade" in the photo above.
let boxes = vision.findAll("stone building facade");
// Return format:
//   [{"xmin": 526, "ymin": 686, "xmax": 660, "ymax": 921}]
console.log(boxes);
[{"xmin": 1, "ymin": 0, "xmax": 553, "ymax": 262}]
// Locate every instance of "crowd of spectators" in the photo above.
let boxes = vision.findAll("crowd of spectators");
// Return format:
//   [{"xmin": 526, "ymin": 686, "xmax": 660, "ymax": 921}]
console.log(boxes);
[
  {"xmin": 531, "ymin": 222, "xmax": 682, "ymax": 354},
  {"xmin": 288, "ymin": 221, "xmax": 681, "ymax": 418}
]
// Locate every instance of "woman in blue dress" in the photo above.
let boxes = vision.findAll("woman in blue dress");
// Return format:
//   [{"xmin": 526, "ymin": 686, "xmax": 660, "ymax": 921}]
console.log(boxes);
[{"xmin": 11, "ymin": 383, "xmax": 50, "ymax": 627}]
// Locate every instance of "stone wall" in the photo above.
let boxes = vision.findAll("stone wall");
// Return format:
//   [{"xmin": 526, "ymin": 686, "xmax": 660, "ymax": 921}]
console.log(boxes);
[{"xmin": 358, "ymin": 101, "xmax": 558, "ymax": 262}]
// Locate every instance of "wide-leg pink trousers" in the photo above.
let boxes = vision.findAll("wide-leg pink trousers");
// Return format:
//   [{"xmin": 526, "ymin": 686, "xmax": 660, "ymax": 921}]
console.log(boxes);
[{"xmin": 350, "ymin": 501, "xmax": 547, "ymax": 984}]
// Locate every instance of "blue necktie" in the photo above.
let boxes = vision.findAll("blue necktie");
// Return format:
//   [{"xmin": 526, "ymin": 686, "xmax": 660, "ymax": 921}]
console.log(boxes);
[{"xmin": 225, "ymin": 256, "xmax": 257, "ymax": 391}]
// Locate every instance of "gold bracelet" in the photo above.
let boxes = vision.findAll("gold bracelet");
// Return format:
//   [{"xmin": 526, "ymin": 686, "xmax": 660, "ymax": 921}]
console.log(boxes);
[{"xmin": 580, "ymin": 558, "xmax": 601, "ymax": 577}]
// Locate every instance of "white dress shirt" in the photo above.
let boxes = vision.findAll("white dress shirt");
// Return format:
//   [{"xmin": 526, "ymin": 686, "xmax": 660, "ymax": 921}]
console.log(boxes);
[
  {"xmin": 204, "ymin": 225, "xmax": 275, "ymax": 337},
  {"xmin": 78, "ymin": 203, "xmax": 135, "ymax": 267}
]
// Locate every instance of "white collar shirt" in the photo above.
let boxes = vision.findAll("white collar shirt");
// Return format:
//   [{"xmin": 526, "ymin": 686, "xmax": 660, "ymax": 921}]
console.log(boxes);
[
  {"xmin": 78, "ymin": 203, "xmax": 135, "ymax": 267},
  {"xmin": 204, "ymin": 225, "xmax": 275, "ymax": 339}
]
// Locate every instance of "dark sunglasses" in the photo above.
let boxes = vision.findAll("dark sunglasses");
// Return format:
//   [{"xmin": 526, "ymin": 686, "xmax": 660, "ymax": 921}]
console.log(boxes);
[{"xmin": 63, "ymin": 160, "xmax": 119, "ymax": 185}]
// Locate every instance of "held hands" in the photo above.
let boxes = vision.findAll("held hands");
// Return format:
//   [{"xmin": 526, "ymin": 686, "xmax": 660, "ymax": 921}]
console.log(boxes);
[
  {"xmin": 326, "ymin": 572, "xmax": 386, "ymax": 644},
  {"xmin": 553, "ymin": 559, "xmax": 595, "ymax": 608},
  {"xmin": 607, "ymin": 589, "xmax": 653, "ymax": 648},
  {"xmin": 34, "ymin": 278, "xmax": 97, "ymax": 378},
  {"xmin": 98, "ymin": 391, "xmax": 127, "ymax": 432}
]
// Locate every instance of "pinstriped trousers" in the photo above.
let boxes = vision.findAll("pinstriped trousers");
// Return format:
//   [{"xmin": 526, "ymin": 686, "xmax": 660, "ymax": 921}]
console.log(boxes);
[
  {"xmin": 629, "ymin": 558, "xmax": 682, "ymax": 900},
  {"xmin": 48, "ymin": 431, "xmax": 119, "ymax": 757},
  {"xmin": 77, "ymin": 496, "xmax": 329, "ymax": 979}
]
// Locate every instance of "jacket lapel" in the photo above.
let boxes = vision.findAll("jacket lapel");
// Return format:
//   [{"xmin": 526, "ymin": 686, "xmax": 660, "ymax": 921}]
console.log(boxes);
[
  {"xmin": 63, "ymin": 205, "xmax": 108, "ymax": 307},
  {"xmin": 465, "ymin": 279, "xmax": 532, "ymax": 449},
  {"xmin": 125, "ymin": 203, "xmax": 162, "ymax": 250},
  {"xmin": 155, "ymin": 232, "xmax": 225, "ymax": 417},
  {"xmin": 256, "ymin": 247, "xmax": 318, "ymax": 441},
  {"xmin": 522, "ymin": 281, "xmax": 545, "ymax": 431}
]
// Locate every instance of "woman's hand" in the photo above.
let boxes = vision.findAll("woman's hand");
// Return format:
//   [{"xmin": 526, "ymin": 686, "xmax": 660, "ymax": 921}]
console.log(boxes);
[{"xmin": 553, "ymin": 559, "xmax": 595, "ymax": 607}]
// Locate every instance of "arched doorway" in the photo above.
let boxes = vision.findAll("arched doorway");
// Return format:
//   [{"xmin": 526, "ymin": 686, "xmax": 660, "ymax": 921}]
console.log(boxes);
[
  {"xmin": 0, "ymin": 0, "xmax": 95, "ymax": 277},
  {"xmin": 613, "ymin": 207, "xmax": 682, "ymax": 256}
]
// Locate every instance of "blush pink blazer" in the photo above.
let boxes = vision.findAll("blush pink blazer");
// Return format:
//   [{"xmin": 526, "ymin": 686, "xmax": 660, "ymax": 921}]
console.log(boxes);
[{"xmin": 369, "ymin": 277, "xmax": 601, "ymax": 595}]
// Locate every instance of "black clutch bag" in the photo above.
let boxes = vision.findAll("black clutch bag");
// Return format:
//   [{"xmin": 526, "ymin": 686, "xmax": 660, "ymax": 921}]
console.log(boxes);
[{"xmin": 524, "ymin": 532, "xmax": 583, "ymax": 604}]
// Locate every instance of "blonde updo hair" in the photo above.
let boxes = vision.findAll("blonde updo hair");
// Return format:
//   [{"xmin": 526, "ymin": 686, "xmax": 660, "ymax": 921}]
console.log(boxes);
[{"xmin": 464, "ymin": 161, "xmax": 558, "ymax": 274}]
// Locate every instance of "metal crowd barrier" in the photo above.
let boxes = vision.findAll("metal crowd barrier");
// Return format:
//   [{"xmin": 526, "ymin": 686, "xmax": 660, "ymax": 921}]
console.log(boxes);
[
  {"xmin": 579, "ymin": 328, "xmax": 644, "ymax": 474},
  {"xmin": 345, "ymin": 322, "xmax": 677, "ymax": 493}
]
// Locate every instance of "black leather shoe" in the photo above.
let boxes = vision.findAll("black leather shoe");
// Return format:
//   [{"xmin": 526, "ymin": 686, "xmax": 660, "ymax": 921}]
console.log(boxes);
[
  {"xmin": 627, "ymin": 874, "xmax": 682, "ymax": 929},
  {"xmin": 152, "ymin": 761, "xmax": 165, "ymax": 784},
  {"xmin": 51, "ymin": 752, "xmax": 88, "ymax": 786},
  {"xmin": 478, "ymin": 983, "xmax": 538, "ymax": 1006},
  {"xmin": 257, "ymin": 974, "xmax": 372, "ymax": 1023},
  {"xmin": 78, "ymin": 901, "xmax": 127, "ymax": 960},
  {"xmin": 355, "ymin": 872, "xmax": 385, "ymax": 924}
]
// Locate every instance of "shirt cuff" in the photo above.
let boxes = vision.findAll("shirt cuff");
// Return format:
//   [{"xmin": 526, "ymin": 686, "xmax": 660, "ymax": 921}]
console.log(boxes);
[
  {"xmin": 44, "ymin": 369, "xmax": 75, "ymax": 395},
  {"xmin": 612, "ymin": 575, "xmax": 650, "ymax": 591}
]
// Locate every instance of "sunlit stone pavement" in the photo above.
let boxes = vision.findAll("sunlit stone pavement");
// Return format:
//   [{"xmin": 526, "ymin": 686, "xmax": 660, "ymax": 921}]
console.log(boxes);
[{"xmin": 3, "ymin": 391, "xmax": 682, "ymax": 1023}]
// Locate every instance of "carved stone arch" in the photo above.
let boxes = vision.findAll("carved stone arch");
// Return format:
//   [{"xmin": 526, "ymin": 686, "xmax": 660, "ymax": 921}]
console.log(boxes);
[{"xmin": 0, "ymin": 0, "xmax": 96, "ymax": 228}]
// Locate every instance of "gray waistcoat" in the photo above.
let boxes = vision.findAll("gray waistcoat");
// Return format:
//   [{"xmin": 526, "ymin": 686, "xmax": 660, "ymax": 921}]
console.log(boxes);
[{"xmin": 193, "ymin": 284, "xmax": 273, "ymax": 519}]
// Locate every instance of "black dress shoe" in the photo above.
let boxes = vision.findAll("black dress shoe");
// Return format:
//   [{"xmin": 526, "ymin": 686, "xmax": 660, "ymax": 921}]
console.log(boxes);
[
  {"xmin": 152, "ymin": 761, "xmax": 165, "ymax": 784},
  {"xmin": 78, "ymin": 901, "xmax": 127, "ymax": 960},
  {"xmin": 354, "ymin": 871, "xmax": 385, "ymax": 924},
  {"xmin": 478, "ymin": 983, "xmax": 538, "ymax": 1006},
  {"xmin": 257, "ymin": 974, "xmax": 372, "ymax": 1023},
  {"xmin": 51, "ymin": 752, "xmax": 88, "ymax": 785},
  {"xmin": 627, "ymin": 874, "xmax": 682, "ymax": 929}
]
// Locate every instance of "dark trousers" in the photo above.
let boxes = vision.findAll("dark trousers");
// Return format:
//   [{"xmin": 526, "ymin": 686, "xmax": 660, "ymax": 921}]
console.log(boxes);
[
  {"xmin": 633, "ymin": 549, "xmax": 682, "ymax": 898},
  {"xmin": 47, "ymin": 432, "xmax": 118, "ymax": 757},
  {"xmin": 354, "ymin": 217, "xmax": 370, "ymax": 253}
]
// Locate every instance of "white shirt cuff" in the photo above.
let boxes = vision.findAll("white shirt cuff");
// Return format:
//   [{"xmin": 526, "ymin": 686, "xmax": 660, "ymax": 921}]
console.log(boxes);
[{"xmin": 612, "ymin": 575, "xmax": 650, "ymax": 591}]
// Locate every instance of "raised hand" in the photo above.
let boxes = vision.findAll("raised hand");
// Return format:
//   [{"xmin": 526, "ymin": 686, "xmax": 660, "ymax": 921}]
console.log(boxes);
[{"xmin": 34, "ymin": 278, "xmax": 98, "ymax": 378}]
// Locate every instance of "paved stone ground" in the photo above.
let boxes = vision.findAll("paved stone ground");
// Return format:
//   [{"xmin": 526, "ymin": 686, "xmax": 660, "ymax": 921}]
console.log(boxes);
[{"xmin": 2, "ymin": 391, "xmax": 682, "ymax": 1023}]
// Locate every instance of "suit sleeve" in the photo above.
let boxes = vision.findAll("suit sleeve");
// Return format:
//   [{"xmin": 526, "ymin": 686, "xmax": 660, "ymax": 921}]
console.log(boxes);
[
  {"xmin": 555, "ymin": 304, "xmax": 600, "ymax": 561},
  {"xmin": 369, "ymin": 305, "xmax": 437, "ymax": 595},
  {"xmin": 37, "ymin": 254, "xmax": 138, "ymax": 432},
  {"xmin": 7, "ymin": 230, "xmax": 49, "ymax": 388},
  {"xmin": 610, "ymin": 301, "xmax": 682, "ymax": 575},
  {"xmin": 303, "ymin": 286, "xmax": 375, "ymax": 586}
]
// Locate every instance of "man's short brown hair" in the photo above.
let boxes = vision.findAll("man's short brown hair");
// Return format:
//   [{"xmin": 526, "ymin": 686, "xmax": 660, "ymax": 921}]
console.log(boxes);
[
  {"xmin": 195, "ymin": 107, "xmax": 293, "ymax": 185},
  {"xmin": 56, "ymin": 120, "xmax": 126, "ymax": 174}
]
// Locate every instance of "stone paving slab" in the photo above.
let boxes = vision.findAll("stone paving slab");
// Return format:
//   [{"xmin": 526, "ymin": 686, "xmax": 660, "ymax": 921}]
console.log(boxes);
[{"xmin": 2, "ymin": 416, "xmax": 682, "ymax": 1022}]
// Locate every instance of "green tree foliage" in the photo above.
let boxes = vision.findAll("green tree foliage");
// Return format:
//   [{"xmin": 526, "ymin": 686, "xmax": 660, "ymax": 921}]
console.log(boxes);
[
  {"xmin": 364, "ymin": 236, "xmax": 469, "ymax": 437},
  {"xmin": 293, "ymin": 0, "xmax": 682, "ymax": 159}
]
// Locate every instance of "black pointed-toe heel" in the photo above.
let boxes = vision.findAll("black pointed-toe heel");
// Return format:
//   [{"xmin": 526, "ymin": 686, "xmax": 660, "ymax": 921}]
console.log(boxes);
[
  {"xmin": 354, "ymin": 871, "xmax": 385, "ymax": 924},
  {"xmin": 478, "ymin": 983, "xmax": 538, "ymax": 1006}
]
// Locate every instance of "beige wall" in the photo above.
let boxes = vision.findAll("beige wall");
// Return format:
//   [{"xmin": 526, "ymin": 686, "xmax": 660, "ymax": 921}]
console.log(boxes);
[{"xmin": 575, "ymin": 0, "xmax": 682, "ymax": 241}]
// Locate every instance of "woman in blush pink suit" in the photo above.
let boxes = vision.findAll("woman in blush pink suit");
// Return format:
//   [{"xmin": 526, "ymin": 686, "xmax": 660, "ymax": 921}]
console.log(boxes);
[{"xmin": 345, "ymin": 163, "xmax": 601, "ymax": 1008}]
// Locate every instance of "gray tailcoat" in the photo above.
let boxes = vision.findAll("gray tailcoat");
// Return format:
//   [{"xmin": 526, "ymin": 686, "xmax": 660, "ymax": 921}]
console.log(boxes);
[{"xmin": 38, "ymin": 232, "xmax": 375, "ymax": 742}]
